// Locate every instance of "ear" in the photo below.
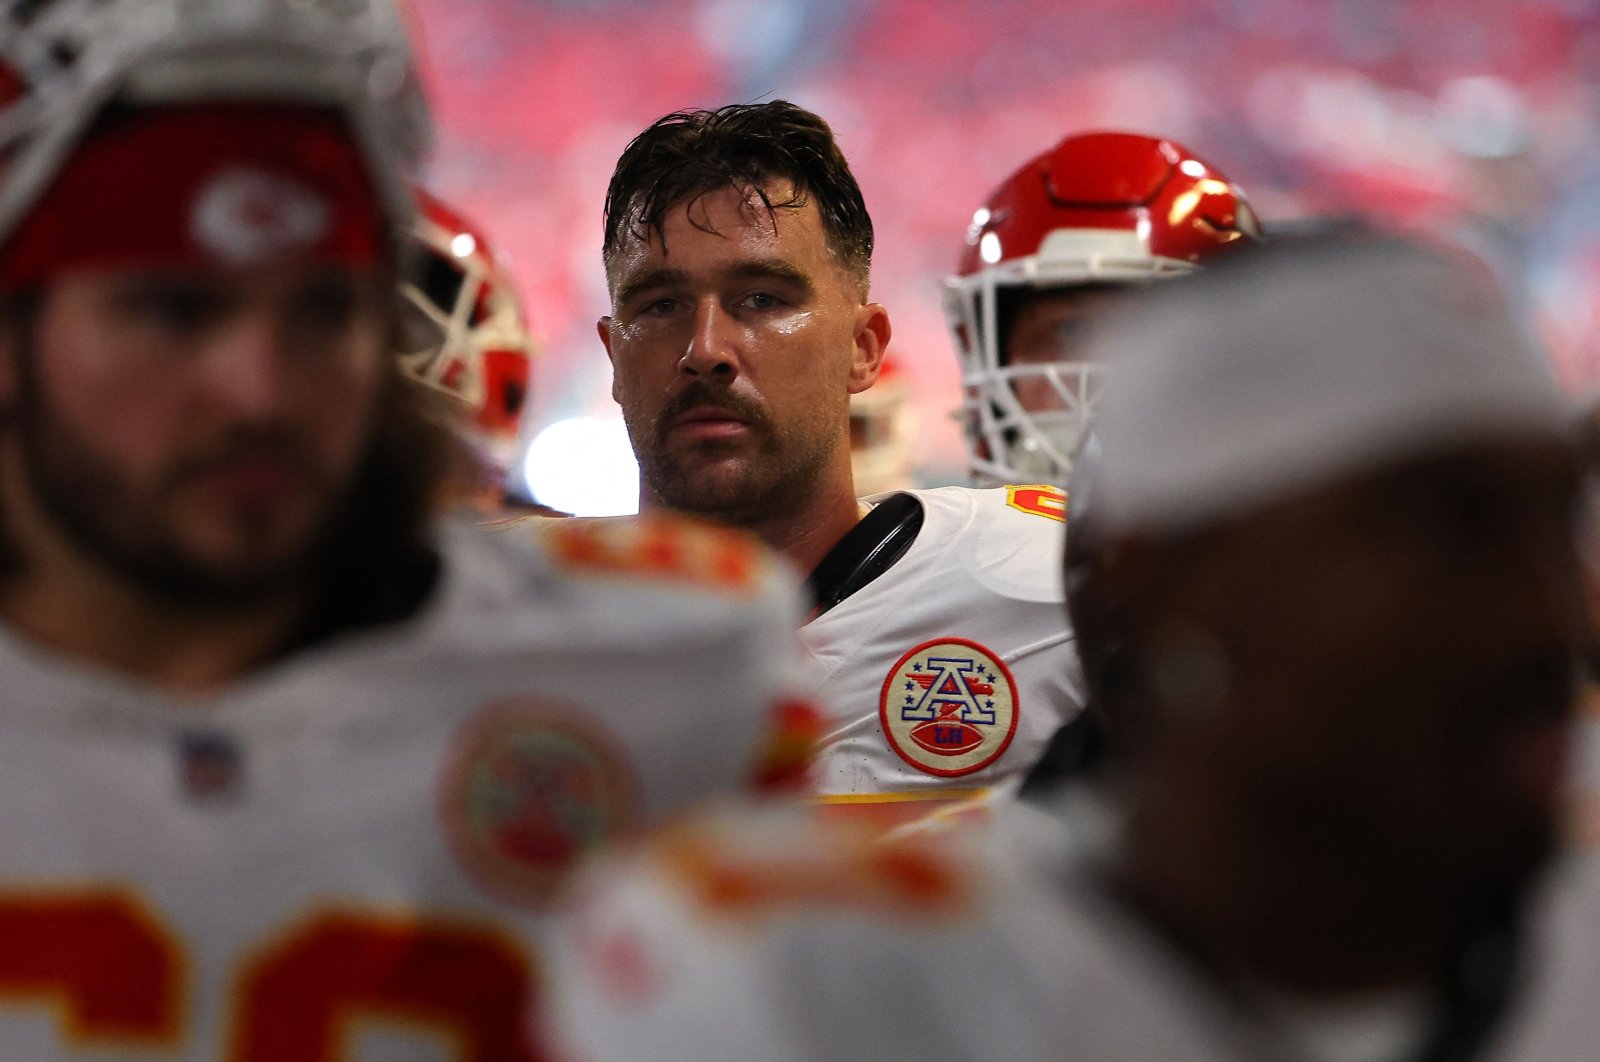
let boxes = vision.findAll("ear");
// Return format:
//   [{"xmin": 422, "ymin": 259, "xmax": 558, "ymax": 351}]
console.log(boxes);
[
  {"xmin": 846, "ymin": 302, "xmax": 891, "ymax": 395},
  {"xmin": 598, "ymin": 316, "xmax": 620, "ymax": 403}
]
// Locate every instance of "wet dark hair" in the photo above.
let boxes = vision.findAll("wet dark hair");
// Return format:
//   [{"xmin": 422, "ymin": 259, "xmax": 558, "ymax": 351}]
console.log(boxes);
[{"xmin": 602, "ymin": 100, "xmax": 874, "ymax": 298}]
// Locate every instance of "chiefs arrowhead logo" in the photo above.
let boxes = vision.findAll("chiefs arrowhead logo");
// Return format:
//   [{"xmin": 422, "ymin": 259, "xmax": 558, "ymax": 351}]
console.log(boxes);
[
  {"xmin": 438, "ymin": 701, "xmax": 638, "ymax": 908},
  {"xmin": 879, "ymin": 638, "xmax": 1018, "ymax": 778},
  {"xmin": 190, "ymin": 167, "xmax": 332, "ymax": 266}
]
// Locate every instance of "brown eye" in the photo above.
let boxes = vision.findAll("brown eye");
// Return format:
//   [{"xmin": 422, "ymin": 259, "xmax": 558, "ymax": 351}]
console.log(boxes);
[
  {"xmin": 122, "ymin": 284, "xmax": 223, "ymax": 335},
  {"xmin": 292, "ymin": 278, "xmax": 360, "ymax": 330}
]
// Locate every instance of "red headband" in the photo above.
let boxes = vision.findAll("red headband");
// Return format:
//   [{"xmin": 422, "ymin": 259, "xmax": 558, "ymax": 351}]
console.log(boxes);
[{"xmin": 0, "ymin": 103, "xmax": 388, "ymax": 289}]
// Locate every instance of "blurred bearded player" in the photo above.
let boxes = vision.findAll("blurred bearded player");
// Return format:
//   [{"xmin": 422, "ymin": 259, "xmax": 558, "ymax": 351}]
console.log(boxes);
[
  {"xmin": 947, "ymin": 131, "xmax": 1259, "ymax": 487},
  {"xmin": 600, "ymin": 102, "xmax": 1084, "ymax": 821},
  {"xmin": 0, "ymin": 2, "xmax": 817, "ymax": 1058},
  {"xmin": 551, "ymin": 235, "xmax": 1600, "ymax": 1062}
]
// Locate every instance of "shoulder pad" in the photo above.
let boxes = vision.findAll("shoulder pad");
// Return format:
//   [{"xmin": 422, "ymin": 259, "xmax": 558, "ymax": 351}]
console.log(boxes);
[
  {"xmin": 646, "ymin": 809, "xmax": 979, "ymax": 920},
  {"xmin": 1003, "ymin": 484, "xmax": 1068, "ymax": 524},
  {"xmin": 535, "ymin": 514, "xmax": 770, "ymax": 597},
  {"xmin": 939, "ymin": 485, "xmax": 1068, "ymax": 604}
]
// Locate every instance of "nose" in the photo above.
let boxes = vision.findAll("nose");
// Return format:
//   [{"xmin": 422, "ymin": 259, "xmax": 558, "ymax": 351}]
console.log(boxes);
[
  {"xmin": 201, "ymin": 310, "xmax": 289, "ymax": 421},
  {"xmin": 680, "ymin": 298, "xmax": 741, "ymax": 382}
]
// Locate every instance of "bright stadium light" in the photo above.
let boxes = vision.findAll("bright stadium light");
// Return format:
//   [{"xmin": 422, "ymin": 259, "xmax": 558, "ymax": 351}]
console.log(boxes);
[{"xmin": 522, "ymin": 416, "xmax": 640, "ymax": 517}]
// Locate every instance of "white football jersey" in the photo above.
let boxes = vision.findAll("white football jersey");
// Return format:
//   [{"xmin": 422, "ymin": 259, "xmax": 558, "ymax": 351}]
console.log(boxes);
[
  {"xmin": 546, "ymin": 797, "xmax": 1118, "ymax": 1062},
  {"xmin": 0, "ymin": 515, "xmax": 813, "ymax": 1060},
  {"xmin": 1564, "ymin": 691, "xmax": 1600, "ymax": 849},
  {"xmin": 548, "ymin": 793, "xmax": 1600, "ymax": 1062},
  {"xmin": 804, "ymin": 485, "xmax": 1084, "ymax": 819}
]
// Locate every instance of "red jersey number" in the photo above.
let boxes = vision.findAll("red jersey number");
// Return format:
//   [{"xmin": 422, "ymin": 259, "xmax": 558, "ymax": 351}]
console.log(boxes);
[
  {"xmin": 1005, "ymin": 484, "xmax": 1067, "ymax": 523},
  {"xmin": 0, "ymin": 891, "xmax": 541, "ymax": 1060}
]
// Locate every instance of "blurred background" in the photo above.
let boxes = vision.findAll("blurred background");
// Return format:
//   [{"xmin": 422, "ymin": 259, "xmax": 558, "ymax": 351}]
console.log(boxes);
[{"xmin": 409, "ymin": 0, "xmax": 1600, "ymax": 513}]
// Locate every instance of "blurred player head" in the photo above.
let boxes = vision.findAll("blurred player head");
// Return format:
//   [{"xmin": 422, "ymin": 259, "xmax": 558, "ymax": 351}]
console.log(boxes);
[
  {"xmin": 1067, "ymin": 235, "xmax": 1585, "ymax": 924},
  {"xmin": 947, "ymin": 131, "xmax": 1258, "ymax": 486},
  {"xmin": 398, "ymin": 189, "xmax": 535, "ymax": 505},
  {"xmin": 0, "ymin": 0, "xmax": 443, "ymax": 614},
  {"xmin": 599, "ymin": 101, "xmax": 890, "ymax": 533}
]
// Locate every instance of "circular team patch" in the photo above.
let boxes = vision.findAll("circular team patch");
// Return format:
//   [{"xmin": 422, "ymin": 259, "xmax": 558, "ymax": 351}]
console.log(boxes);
[
  {"xmin": 439, "ymin": 701, "xmax": 638, "ymax": 909},
  {"xmin": 879, "ymin": 638, "xmax": 1019, "ymax": 778}
]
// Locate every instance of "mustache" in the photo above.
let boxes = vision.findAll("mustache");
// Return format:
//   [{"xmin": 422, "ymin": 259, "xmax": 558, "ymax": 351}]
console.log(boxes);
[
  {"xmin": 163, "ymin": 428, "xmax": 321, "ymax": 484},
  {"xmin": 653, "ymin": 382, "xmax": 771, "ymax": 440}
]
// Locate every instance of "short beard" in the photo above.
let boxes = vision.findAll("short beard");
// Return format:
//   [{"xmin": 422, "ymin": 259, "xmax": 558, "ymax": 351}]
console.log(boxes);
[
  {"xmin": 4, "ymin": 309, "xmax": 376, "ymax": 613},
  {"xmin": 631, "ymin": 380, "xmax": 838, "ymax": 528},
  {"xmin": 0, "ymin": 288, "xmax": 453, "ymax": 643},
  {"xmin": 16, "ymin": 391, "xmax": 354, "ymax": 614}
]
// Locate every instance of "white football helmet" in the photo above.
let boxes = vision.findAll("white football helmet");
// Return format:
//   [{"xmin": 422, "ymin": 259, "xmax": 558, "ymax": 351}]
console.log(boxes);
[{"xmin": 0, "ymin": 0, "xmax": 431, "ymax": 248}]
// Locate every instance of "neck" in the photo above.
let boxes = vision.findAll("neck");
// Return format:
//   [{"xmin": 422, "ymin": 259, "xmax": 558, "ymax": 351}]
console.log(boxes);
[
  {"xmin": 0, "ymin": 561, "xmax": 306, "ymax": 697},
  {"xmin": 640, "ymin": 476, "xmax": 867, "ymax": 577},
  {"xmin": 1110, "ymin": 769, "xmax": 1471, "ymax": 997}
]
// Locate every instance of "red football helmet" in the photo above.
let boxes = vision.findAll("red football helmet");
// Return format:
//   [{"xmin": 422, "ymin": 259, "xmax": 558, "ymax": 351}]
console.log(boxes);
[
  {"xmin": 398, "ymin": 190, "xmax": 535, "ymax": 477},
  {"xmin": 945, "ymin": 131, "xmax": 1260, "ymax": 486}
]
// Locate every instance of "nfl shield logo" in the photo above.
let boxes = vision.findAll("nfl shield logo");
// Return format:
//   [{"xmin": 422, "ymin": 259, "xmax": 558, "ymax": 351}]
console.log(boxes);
[{"xmin": 178, "ymin": 730, "xmax": 243, "ymax": 802}]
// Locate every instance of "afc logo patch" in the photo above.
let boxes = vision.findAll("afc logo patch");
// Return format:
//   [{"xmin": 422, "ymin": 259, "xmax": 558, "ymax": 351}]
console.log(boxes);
[
  {"xmin": 438, "ymin": 700, "xmax": 638, "ymax": 909},
  {"xmin": 879, "ymin": 638, "xmax": 1018, "ymax": 778}
]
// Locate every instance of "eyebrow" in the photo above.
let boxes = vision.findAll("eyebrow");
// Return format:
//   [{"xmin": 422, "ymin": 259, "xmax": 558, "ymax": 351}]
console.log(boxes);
[
  {"xmin": 613, "ymin": 258, "xmax": 816, "ymax": 310},
  {"xmin": 726, "ymin": 258, "xmax": 814, "ymax": 296},
  {"xmin": 614, "ymin": 267, "xmax": 690, "ymax": 310}
]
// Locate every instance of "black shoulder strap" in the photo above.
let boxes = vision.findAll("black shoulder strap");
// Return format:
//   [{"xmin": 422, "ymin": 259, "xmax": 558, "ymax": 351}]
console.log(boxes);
[
  {"xmin": 805, "ymin": 492, "xmax": 924, "ymax": 620},
  {"xmin": 1019, "ymin": 712, "xmax": 1109, "ymax": 797}
]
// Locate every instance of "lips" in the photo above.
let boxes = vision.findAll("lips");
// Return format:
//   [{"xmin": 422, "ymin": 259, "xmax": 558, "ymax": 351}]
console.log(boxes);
[
  {"xmin": 1496, "ymin": 715, "xmax": 1572, "ymax": 810},
  {"xmin": 672, "ymin": 406, "xmax": 746, "ymax": 427},
  {"xmin": 185, "ymin": 458, "xmax": 315, "ymax": 512},
  {"xmin": 1450, "ymin": 649, "xmax": 1581, "ymax": 807},
  {"xmin": 668, "ymin": 406, "xmax": 753, "ymax": 441}
]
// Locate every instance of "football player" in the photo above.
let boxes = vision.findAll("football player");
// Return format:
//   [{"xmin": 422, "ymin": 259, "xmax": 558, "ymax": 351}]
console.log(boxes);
[
  {"xmin": 0, "ymin": 2, "xmax": 815, "ymax": 1058},
  {"xmin": 550, "ymin": 235, "xmax": 1600, "ymax": 1062},
  {"xmin": 847, "ymin": 352, "xmax": 916, "ymax": 497},
  {"xmin": 947, "ymin": 131, "xmax": 1259, "ymax": 486},
  {"xmin": 398, "ymin": 189, "xmax": 567, "ymax": 518},
  {"xmin": 599, "ymin": 102, "xmax": 1083, "ymax": 822}
]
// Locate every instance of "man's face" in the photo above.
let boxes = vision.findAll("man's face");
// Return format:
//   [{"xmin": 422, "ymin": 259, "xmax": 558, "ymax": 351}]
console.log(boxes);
[
  {"xmin": 1143, "ymin": 439, "xmax": 1586, "ymax": 890},
  {"xmin": 1004, "ymin": 284, "xmax": 1128, "ymax": 414},
  {"xmin": 0, "ymin": 264, "xmax": 390, "ymax": 606},
  {"xmin": 601, "ymin": 182, "xmax": 888, "ymax": 523}
]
